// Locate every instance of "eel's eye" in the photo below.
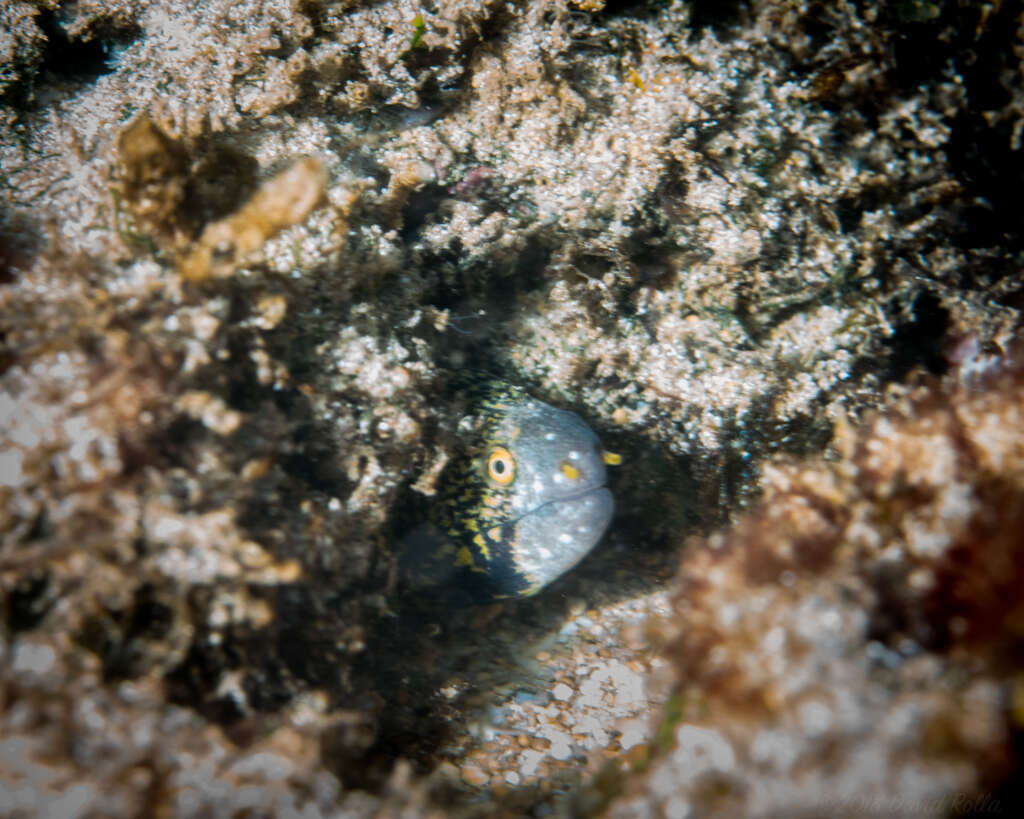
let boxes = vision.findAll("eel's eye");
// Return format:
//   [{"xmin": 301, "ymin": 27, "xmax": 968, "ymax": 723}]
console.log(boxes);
[{"xmin": 487, "ymin": 447, "xmax": 516, "ymax": 485}]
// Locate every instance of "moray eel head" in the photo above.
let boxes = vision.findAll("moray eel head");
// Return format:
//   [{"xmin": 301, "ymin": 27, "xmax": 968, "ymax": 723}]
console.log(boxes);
[{"xmin": 401, "ymin": 380, "xmax": 616, "ymax": 605}]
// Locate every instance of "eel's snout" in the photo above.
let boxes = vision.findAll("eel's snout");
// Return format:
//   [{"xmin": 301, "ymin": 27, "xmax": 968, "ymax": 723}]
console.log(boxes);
[{"xmin": 509, "ymin": 486, "xmax": 614, "ymax": 592}]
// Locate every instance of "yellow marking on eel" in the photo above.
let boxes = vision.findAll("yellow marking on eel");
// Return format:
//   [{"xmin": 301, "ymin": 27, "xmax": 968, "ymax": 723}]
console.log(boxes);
[
  {"xmin": 473, "ymin": 533, "xmax": 491, "ymax": 560},
  {"xmin": 455, "ymin": 546, "xmax": 475, "ymax": 567}
]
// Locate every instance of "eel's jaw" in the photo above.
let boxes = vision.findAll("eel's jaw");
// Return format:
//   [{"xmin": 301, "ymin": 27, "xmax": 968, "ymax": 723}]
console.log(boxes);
[{"xmin": 509, "ymin": 486, "xmax": 614, "ymax": 594}]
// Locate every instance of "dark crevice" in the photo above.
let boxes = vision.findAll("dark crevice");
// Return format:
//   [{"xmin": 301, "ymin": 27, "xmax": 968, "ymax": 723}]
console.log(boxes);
[
  {"xmin": 7, "ymin": 571, "xmax": 54, "ymax": 632},
  {"xmin": 685, "ymin": 0, "xmax": 750, "ymax": 39},
  {"xmin": 886, "ymin": 290, "xmax": 951, "ymax": 381},
  {"xmin": 399, "ymin": 183, "xmax": 449, "ymax": 241},
  {"xmin": 36, "ymin": 9, "xmax": 141, "ymax": 84},
  {"xmin": 76, "ymin": 584, "xmax": 177, "ymax": 682},
  {"xmin": 182, "ymin": 143, "xmax": 261, "ymax": 234}
]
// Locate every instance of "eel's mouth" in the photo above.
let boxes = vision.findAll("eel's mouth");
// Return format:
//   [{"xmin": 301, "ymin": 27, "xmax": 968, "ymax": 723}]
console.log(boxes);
[
  {"xmin": 518, "ymin": 481, "xmax": 610, "ymax": 523},
  {"xmin": 510, "ymin": 486, "xmax": 615, "ymax": 590}
]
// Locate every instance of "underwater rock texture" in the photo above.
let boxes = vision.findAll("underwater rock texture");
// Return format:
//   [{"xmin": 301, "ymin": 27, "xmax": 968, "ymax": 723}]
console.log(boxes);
[
  {"xmin": 602, "ymin": 345, "xmax": 1024, "ymax": 818},
  {"xmin": 2, "ymin": 0, "xmax": 1023, "ymax": 816}
]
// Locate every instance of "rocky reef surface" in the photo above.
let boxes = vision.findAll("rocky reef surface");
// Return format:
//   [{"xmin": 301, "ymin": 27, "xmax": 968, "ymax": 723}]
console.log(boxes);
[{"xmin": 2, "ymin": 0, "xmax": 1023, "ymax": 816}]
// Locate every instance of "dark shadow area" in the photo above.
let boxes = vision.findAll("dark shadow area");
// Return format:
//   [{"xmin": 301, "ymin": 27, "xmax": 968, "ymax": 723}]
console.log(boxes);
[
  {"xmin": 1, "ymin": 8, "xmax": 142, "ymax": 110},
  {"xmin": 35, "ymin": 9, "xmax": 123, "ymax": 82},
  {"xmin": 882, "ymin": 1, "xmax": 1024, "ymax": 263},
  {"xmin": 965, "ymin": 724, "xmax": 1024, "ymax": 819},
  {"xmin": 6, "ymin": 570, "xmax": 55, "ymax": 633},
  {"xmin": 0, "ymin": 213, "xmax": 47, "ymax": 289},
  {"xmin": 77, "ymin": 583, "xmax": 178, "ymax": 682},
  {"xmin": 182, "ymin": 142, "xmax": 262, "ymax": 234},
  {"xmin": 885, "ymin": 290, "xmax": 951, "ymax": 382},
  {"xmin": 684, "ymin": 0, "xmax": 749, "ymax": 39},
  {"xmin": 400, "ymin": 183, "xmax": 450, "ymax": 241}
]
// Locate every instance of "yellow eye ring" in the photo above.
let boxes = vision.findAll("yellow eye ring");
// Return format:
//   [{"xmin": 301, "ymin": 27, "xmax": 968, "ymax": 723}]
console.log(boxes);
[{"xmin": 487, "ymin": 447, "xmax": 516, "ymax": 485}]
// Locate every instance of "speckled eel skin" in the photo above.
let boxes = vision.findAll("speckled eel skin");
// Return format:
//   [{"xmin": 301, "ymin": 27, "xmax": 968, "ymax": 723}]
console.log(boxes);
[{"xmin": 402, "ymin": 378, "xmax": 618, "ymax": 605}]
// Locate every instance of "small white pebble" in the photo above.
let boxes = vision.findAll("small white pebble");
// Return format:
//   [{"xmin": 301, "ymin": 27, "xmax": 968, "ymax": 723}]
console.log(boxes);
[
  {"xmin": 549, "ymin": 737, "xmax": 572, "ymax": 761},
  {"xmin": 618, "ymin": 719, "xmax": 648, "ymax": 751},
  {"xmin": 552, "ymin": 683, "xmax": 574, "ymax": 701},
  {"xmin": 12, "ymin": 641, "xmax": 55, "ymax": 675},
  {"xmin": 228, "ymin": 752, "xmax": 294, "ymax": 781},
  {"xmin": 519, "ymin": 749, "xmax": 544, "ymax": 777},
  {"xmin": 539, "ymin": 726, "xmax": 573, "ymax": 760},
  {"xmin": 665, "ymin": 796, "xmax": 693, "ymax": 819},
  {"xmin": 0, "ymin": 449, "xmax": 25, "ymax": 488}
]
